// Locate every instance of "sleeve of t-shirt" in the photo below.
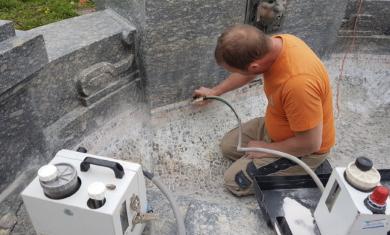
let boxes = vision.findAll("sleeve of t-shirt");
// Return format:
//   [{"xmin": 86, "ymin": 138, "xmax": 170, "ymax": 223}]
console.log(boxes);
[{"xmin": 282, "ymin": 75, "xmax": 323, "ymax": 132}]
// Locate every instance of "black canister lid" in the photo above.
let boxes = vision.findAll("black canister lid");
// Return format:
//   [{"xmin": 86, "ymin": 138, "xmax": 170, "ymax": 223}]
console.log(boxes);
[{"xmin": 355, "ymin": 157, "xmax": 373, "ymax": 172}]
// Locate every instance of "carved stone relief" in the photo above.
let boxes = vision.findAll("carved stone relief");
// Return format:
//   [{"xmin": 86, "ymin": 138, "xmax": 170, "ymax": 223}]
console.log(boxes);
[
  {"xmin": 76, "ymin": 55, "xmax": 139, "ymax": 106},
  {"xmin": 246, "ymin": 0, "xmax": 287, "ymax": 33}
]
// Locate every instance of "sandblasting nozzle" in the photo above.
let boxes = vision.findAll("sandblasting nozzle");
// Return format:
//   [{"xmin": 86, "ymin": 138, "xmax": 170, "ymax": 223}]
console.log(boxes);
[{"xmin": 192, "ymin": 96, "xmax": 205, "ymax": 104}]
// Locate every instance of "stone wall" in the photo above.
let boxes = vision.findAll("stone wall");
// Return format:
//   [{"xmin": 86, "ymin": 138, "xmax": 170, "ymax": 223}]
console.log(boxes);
[
  {"xmin": 279, "ymin": 0, "xmax": 349, "ymax": 57},
  {"xmin": 95, "ymin": 0, "xmax": 354, "ymax": 108},
  {"xmin": 0, "ymin": 20, "xmax": 49, "ymax": 192},
  {"xmin": 0, "ymin": 10, "xmax": 143, "ymax": 192},
  {"xmin": 141, "ymin": 0, "xmax": 247, "ymax": 108},
  {"xmin": 96, "ymin": 0, "xmax": 247, "ymax": 108}
]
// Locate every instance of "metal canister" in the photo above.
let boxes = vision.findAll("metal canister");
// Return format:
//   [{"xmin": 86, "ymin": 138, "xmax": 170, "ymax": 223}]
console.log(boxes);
[
  {"xmin": 345, "ymin": 157, "xmax": 380, "ymax": 191},
  {"xmin": 38, "ymin": 163, "xmax": 80, "ymax": 199}
]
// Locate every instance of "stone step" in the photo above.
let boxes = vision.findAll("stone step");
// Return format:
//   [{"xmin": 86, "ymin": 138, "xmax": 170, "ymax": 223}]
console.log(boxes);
[
  {"xmin": 338, "ymin": 29, "xmax": 379, "ymax": 36},
  {"xmin": 0, "ymin": 20, "xmax": 15, "ymax": 42},
  {"xmin": 335, "ymin": 34, "xmax": 390, "ymax": 54},
  {"xmin": 345, "ymin": 0, "xmax": 390, "ymax": 15},
  {"xmin": 343, "ymin": 0, "xmax": 390, "ymax": 34},
  {"xmin": 344, "ymin": 13, "xmax": 374, "ymax": 21},
  {"xmin": 339, "ymin": 15, "xmax": 386, "ymax": 33},
  {"xmin": 339, "ymin": 14, "xmax": 374, "ymax": 29}
]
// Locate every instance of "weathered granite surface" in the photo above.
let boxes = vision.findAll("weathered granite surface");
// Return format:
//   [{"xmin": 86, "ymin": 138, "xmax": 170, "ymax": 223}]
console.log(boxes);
[
  {"xmin": 0, "ymin": 10, "xmax": 141, "ymax": 193},
  {"xmin": 0, "ymin": 20, "xmax": 15, "ymax": 42},
  {"xmin": 43, "ymin": 78, "xmax": 143, "ymax": 155},
  {"xmin": 0, "ymin": 85, "xmax": 47, "ymax": 194},
  {"xmin": 21, "ymin": 10, "xmax": 136, "ymax": 62},
  {"xmin": 95, "ymin": 0, "xmax": 245, "ymax": 108},
  {"xmin": 93, "ymin": 1, "xmax": 146, "ymax": 80},
  {"xmin": 0, "ymin": 24, "xmax": 48, "ymax": 192},
  {"xmin": 279, "ymin": 0, "xmax": 349, "ymax": 57},
  {"xmin": 0, "ymin": 34, "xmax": 48, "ymax": 94},
  {"xmin": 336, "ymin": 0, "xmax": 390, "ymax": 54},
  {"xmin": 343, "ymin": 0, "xmax": 390, "ymax": 35},
  {"xmin": 77, "ymin": 55, "xmax": 137, "ymax": 106},
  {"xmin": 141, "ymin": 189, "xmax": 272, "ymax": 235},
  {"xmin": 141, "ymin": 0, "xmax": 246, "ymax": 108},
  {"xmin": 94, "ymin": 0, "xmax": 146, "ymax": 29},
  {"xmin": 0, "ymin": 167, "xmax": 38, "ymax": 235},
  {"xmin": 245, "ymin": 0, "xmax": 287, "ymax": 33},
  {"xmin": 94, "ymin": 0, "xmax": 365, "ymax": 107}
]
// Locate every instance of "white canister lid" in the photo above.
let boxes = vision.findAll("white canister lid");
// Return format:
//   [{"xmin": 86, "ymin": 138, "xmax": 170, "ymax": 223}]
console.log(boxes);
[
  {"xmin": 88, "ymin": 182, "xmax": 106, "ymax": 201},
  {"xmin": 38, "ymin": 164, "xmax": 58, "ymax": 182},
  {"xmin": 345, "ymin": 161, "xmax": 381, "ymax": 191}
]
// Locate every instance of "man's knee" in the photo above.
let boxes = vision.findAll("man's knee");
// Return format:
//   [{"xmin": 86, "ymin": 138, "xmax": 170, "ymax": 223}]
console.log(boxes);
[{"xmin": 223, "ymin": 162, "xmax": 254, "ymax": 196}]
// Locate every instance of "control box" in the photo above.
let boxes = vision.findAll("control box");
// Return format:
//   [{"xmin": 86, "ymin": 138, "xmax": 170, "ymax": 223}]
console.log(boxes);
[
  {"xmin": 314, "ymin": 167, "xmax": 390, "ymax": 235},
  {"xmin": 21, "ymin": 149, "xmax": 147, "ymax": 235}
]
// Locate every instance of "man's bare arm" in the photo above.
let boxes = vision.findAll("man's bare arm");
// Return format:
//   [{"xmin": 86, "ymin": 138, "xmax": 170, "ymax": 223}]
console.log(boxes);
[
  {"xmin": 212, "ymin": 73, "xmax": 257, "ymax": 95},
  {"xmin": 246, "ymin": 122, "xmax": 323, "ymax": 158},
  {"xmin": 193, "ymin": 73, "xmax": 256, "ymax": 98}
]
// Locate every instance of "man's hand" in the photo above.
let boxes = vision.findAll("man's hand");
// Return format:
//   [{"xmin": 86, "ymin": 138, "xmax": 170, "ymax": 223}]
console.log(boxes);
[
  {"xmin": 192, "ymin": 73, "xmax": 256, "ymax": 106},
  {"xmin": 193, "ymin": 87, "xmax": 217, "ymax": 98},
  {"xmin": 245, "ymin": 140, "xmax": 270, "ymax": 159},
  {"xmin": 192, "ymin": 87, "xmax": 218, "ymax": 106}
]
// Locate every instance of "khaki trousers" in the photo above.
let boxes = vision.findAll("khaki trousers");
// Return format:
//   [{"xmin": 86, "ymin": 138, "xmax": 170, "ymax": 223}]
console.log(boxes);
[{"xmin": 221, "ymin": 117, "xmax": 328, "ymax": 196}]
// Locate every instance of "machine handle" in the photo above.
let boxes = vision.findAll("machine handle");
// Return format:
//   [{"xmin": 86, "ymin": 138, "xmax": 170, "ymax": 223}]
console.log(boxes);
[{"xmin": 80, "ymin": 157, "xmax": 125, "ymax": 179}]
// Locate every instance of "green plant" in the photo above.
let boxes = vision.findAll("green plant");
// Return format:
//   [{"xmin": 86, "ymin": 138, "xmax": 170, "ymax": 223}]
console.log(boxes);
[{"xmin": 0, "ymin": 0, "xmax": 95, "ymax": 30}]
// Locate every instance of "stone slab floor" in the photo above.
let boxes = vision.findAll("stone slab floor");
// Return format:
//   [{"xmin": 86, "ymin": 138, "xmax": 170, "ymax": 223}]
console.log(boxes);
[{"xmin": 3, "ymin": 53, "xmax": 390, "ymax": 235}]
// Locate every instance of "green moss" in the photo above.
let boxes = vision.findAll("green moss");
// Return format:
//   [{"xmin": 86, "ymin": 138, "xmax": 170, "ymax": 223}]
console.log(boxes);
[{"xmin": 0, "ymin": 0, "xmax": 95, "ymax": 30}]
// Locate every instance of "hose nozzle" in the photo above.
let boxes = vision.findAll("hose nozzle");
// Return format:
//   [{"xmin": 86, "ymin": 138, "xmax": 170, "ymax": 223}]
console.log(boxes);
[{"xmin": 192, "ymin": 96, "xmax": 205, "ymax": 104}]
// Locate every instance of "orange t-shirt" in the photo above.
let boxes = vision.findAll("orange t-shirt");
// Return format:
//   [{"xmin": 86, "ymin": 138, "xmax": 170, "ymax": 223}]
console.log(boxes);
[{"xmin": 263, "ymin": 34, "xmax": 335, "ymax": 153}]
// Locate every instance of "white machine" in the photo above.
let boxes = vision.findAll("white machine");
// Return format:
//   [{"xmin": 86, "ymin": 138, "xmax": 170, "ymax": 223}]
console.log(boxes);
[
  {"xmin": 314, "ymin": 157, "xmax": 390, "ymax": 235},
  {"xmin": 21, "ymin": 149, "xmax": 148, "ymax": 235}
]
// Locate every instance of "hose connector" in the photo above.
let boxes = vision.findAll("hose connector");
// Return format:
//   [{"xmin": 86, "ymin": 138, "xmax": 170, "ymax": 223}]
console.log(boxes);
[{"xmin": 143, "ymin": 170, "xmax": 154, "ymax": 180}]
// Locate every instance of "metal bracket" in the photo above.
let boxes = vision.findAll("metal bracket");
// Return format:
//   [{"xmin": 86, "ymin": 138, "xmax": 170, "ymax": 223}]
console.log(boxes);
[
  {"xmin": 130, "ymin": 194, "xmax": 140, "ymax": 212},
  {"xmin": 129, "ymin": 194, "xmax": 158, "ymax": 231},
  {"xmin": 131, "ymin": 212, "xmax": 158, "ymax": 231}
]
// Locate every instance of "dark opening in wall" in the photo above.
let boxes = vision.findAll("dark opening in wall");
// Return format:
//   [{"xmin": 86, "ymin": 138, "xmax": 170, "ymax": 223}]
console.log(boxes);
[{"xmin": 245, "ymin": 0, "xmax": 287, "ymax": 33}]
